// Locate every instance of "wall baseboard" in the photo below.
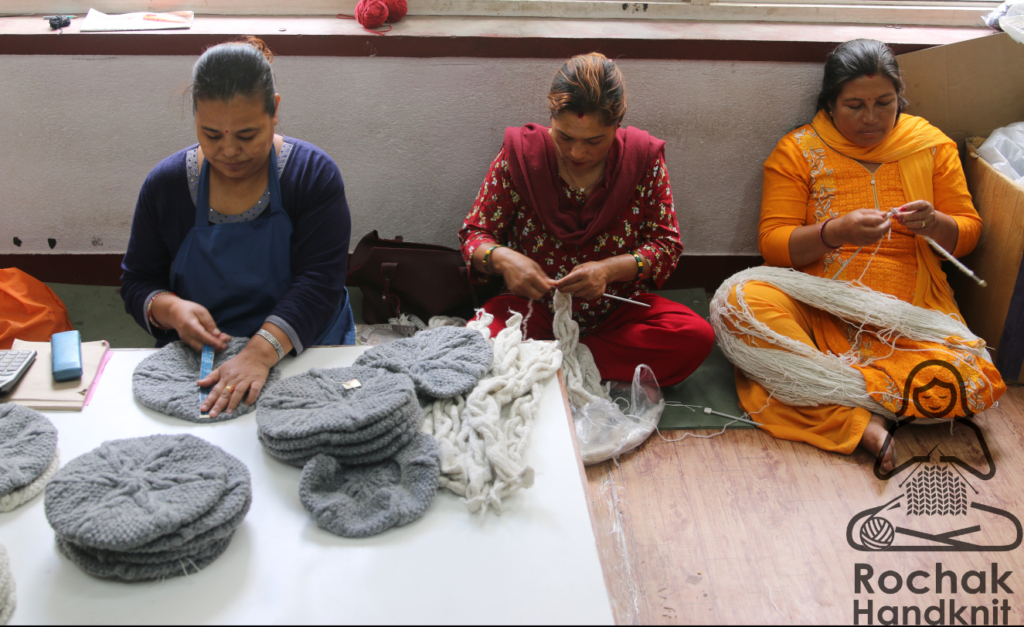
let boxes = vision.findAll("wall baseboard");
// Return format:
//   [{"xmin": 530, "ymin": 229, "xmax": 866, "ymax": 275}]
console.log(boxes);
[{"xmin": 1, "ymin": 253, "xmax": 763, "ymax": 291}]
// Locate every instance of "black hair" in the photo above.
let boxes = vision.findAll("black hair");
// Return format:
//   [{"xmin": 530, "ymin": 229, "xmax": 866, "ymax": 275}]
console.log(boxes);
[
  {"xmin": 191, "ymin": 37, "xmax": 276, "ymax": 116},
  {"xmin": 548, "ymin": 52, "xmax": 627, "ymax": 127},
  {"xmin": 816, "ymin": 39, "xmax": 908, "ymax": 114}
]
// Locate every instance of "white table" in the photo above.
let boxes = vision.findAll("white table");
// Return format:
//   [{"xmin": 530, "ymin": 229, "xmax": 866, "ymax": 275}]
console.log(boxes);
[{"xmin": 0, "ymin": 347, "xmax": 613, "ymax": 625}]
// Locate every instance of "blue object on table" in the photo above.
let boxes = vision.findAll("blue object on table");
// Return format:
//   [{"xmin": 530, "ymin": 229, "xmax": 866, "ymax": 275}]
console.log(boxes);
[
  {"xmin": 51, "ymin": 330, "xmax": 83, "ymax": 382},
  {"xmin": 198, "ymin": 344, "xmax": 214, "ymax": 416}
]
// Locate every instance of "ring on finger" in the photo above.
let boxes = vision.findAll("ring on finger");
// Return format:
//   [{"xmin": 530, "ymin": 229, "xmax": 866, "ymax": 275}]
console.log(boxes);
[
  {"xmin": 919, "ymin": 220, "xmax": 926, "ymax": 229},
  {"xmin": 224, "ymin": 384, "xmax": 235, "ymax": 394}
]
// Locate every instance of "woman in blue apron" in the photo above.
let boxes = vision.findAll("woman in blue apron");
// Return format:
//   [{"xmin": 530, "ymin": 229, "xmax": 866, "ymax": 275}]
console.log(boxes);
[{"xmin": 121, "ymin": 38, "xmax": 355, "ymax": 419}]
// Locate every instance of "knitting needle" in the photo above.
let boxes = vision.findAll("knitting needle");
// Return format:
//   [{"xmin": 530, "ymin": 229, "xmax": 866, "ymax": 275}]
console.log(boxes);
[
  {"xmin": 702, "ymin": 406, "xmax": 764, "ymax": 427},
  {"xmin": 921, "ymin": 235, "xmax": 987, "ymax": 287},
  {"xmin": 602, "ymin": 293, "xmax": 651, "ymax": 307},
  {"xmin": 887, "ymin": 207, "xmax": 988, "ymax": 288}
]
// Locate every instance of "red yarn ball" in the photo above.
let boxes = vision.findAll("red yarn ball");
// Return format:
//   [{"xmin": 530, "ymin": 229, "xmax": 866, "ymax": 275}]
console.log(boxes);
[
  {"xmin": 354, "ymin": 0, "xmax": 389, "ymax": 28},
  {"xmin": 385, "ymin": 0, "xmax": 408, "ymax": 22}
]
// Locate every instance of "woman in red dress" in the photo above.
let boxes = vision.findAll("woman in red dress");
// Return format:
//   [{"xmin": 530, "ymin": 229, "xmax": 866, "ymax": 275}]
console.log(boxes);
[{"xmin": 459, "ymin": 52, "xmax": 714, "ymax": 386}]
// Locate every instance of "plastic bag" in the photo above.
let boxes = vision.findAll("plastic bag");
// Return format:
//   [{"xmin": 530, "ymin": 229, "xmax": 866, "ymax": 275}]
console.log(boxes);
[
  {"xmin": 984, "ymin": 0, "xmax": 1024, "ymax": 30},
  {"xmin": 573, "ymin": 364, "xmax": 665, "ymax": 465},
  {"xmin": 978, "ymin": 121, "xmax": 1024, "ymax": 185}
]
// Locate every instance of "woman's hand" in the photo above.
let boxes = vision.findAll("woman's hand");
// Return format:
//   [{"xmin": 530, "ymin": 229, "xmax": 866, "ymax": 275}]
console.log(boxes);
[
  {"xmin": 151, "ymin": 294, "xmax": 230, "ymax": 352},
  {"xmin": 198, "ymin": 338, "xmax": 277, "ymax": 419},
  {"xmin": 893, "ymin": 200, "xmax": 959, "ymax": 253},
  {"xmin": 893, "ymin": 200, "xmax": 940, "ymax": 238},
  {"xmin": 829, "ymin": 209, "xmax": 892, "ymax": 247},
  {"xmin": 490, "ymin": 247, "xmax": 557, "ymax": 301},
  {"xmin": 555, "ymin": 261, "xmax": 610, "ymax": 300}
]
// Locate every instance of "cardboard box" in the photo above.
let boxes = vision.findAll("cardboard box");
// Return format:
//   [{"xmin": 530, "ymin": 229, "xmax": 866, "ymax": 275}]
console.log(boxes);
[{"xmin": 898, "ymin": 33, "xmax": 1024, "ymax": 383}]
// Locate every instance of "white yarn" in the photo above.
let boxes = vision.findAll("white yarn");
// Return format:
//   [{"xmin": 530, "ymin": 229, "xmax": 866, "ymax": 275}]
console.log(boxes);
[
  {"xmin": 0, "ymin": 449, "xmax": 60, "ymax": 513},
  {"xmin": 0, "ymin": 544, "xmax": 15, "ymax": 626},
  {"xmin": 421, "ymin": 291, "xmax": 609, "ymax": 515},
  {"xmin": 711, "ymin": 266, "xmax": 995, "ymax": 419}
]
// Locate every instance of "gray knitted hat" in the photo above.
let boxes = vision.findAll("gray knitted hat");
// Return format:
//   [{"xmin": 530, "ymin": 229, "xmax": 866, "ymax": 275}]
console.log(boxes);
[
  {"xmin": 132, "ymin": 338, "xmax": 282, "ymax": 423},
  {"xmin": 353, "ymin": 326, "xmax": 492, "ymax": 399},
  {"xmin": 299, "ymin": 432, "xmax": 440, "ymax": 538},
  {"xmin": 257, "ymin": 366, "xmax": 422, "ymax": 467},
  {"xmin": 55, "ymin": 534, "xmax": 233, "ymax": 583},
  {"xmin": 0, "ymin": 403, "xmax": 59, "ymax": 513},
  {"xmin": 0, "ymin": 544, "xmax": 14, "ymax": 626},
  {"xmin": 45, "ymin": 434, "xmax": 251, "ymax": 581}
]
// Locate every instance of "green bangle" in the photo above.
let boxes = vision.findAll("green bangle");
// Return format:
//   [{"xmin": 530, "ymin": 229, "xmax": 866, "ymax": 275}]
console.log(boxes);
[
  {"xmin": 631, "ymin": 251, "xmax": 646, "ymax": 279},
  {"xmin": 482, "ymin": 244, "xmax": 505, "ymax": 274}
]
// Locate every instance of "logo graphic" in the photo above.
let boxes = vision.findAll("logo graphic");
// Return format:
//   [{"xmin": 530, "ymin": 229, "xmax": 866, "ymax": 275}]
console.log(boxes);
[{"xmin": 847, "ymin": 417, "xmax": 1022, "ymax": 552}]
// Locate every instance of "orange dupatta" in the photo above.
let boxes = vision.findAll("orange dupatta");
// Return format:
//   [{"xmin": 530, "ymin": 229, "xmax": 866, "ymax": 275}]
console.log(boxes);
[{"xmin": 809, "ymin": 110, "xmax": 962, "ymax": 317}]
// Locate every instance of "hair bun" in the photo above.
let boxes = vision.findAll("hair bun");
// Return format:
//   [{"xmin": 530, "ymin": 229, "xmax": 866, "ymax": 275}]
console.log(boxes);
[{"xmin": 241, "ymin": 35, "xmax": 274, "ymax": 64}]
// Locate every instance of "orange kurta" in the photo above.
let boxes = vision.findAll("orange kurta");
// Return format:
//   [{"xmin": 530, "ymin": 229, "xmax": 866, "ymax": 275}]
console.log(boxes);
[{"xmin": 729, "ymin": 113, "xmax": 1005, "ymax": 454}]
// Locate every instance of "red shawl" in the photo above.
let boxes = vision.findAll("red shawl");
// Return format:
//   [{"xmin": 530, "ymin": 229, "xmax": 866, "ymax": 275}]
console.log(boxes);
[{"xmin": 503, "ymin": 123, "xmax": 666, "ymax": 247}]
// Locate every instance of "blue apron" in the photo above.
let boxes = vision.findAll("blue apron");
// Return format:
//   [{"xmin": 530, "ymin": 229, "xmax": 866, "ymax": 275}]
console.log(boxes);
[{"xmin": 169, "ymin": 147, "xmax": 354, "ymax": 347}]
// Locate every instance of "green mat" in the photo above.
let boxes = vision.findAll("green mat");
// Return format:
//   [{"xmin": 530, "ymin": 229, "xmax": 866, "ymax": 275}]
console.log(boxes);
[{"xmin": 654, "ymin": 289, "xmax": 752, "ymax": 430}]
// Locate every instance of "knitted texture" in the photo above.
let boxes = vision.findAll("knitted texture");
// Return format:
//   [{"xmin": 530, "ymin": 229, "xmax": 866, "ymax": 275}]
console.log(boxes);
[
  {"xmin": 0, "ymin": 403, "xmax": 58, "ymax": 498},
  {"xmin": 354, "ymin": 326, "xmax": 493, "ymax": 399},
  {"xmin": 132, "ymin": 338, "xmax": 282, "ymax": 422},
  {"xmin": 0, "ymin": 544, "xmax": 14, "ymax": 626},
  {"xmin": 257, "ymin": 366, "xmax": 422, "ymax": 467},
  {"xmin": 44, "ymin": 434, "xmax": 251, "ymax": 582},
  {"xmin": 299, "ymin": 432, "xmax": 440, "ymax": 538},
  {"xmin": 0, "ymin": 449, "xmax": 59, "ymax": 513}
]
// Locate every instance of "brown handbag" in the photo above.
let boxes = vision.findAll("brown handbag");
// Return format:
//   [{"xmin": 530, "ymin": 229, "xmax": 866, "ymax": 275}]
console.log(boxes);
[{"xmin": 347, "ymin": 231, "xmax": 501, "ymax": 324}]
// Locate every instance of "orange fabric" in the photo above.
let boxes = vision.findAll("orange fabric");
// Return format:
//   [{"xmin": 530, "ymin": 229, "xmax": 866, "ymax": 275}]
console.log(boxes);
[
  {"xmin": 0, "ymin": 268, "xmax": 74, "ymax": 349},
  {"xmin": 736, "ymin": 115, "xmax": 1004, "ymax": 453}
]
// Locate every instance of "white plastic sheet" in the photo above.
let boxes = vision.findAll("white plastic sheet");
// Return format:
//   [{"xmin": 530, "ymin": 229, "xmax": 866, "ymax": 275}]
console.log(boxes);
[{"xmin": 978, "ymin": 121, "xmax": 1024, "ymax": 185}]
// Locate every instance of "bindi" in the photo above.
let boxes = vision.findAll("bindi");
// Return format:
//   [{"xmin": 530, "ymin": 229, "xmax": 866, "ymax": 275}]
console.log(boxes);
[
  {"xmin": 866, "ymin": 74, "xmax": 875, "ymax": 79},
  {"xmin": 577, "ymin": 111, "xmax": 585, "ymax": 119}
]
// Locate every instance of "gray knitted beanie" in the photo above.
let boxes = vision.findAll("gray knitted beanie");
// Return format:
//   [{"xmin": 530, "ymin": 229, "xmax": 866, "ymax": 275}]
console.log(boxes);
[
  {"xmin": 299, "ymin": 432, "xmax": 440, "ymax": 538},
  {"xmin": 353, "ymin": 326, "xmax": 492, "ymax": 399},
  {"xmin": 132, "ymin": 338, "xmax": 282, "ymax": 422},
  {"xmin": 55, "ymin": 535, "xmax": 233, "ymax": 583},
  {"xmin": 45, "ymin": 434, "xmax": 251, "ymax": 582},
  {"xmin": 257, "ymin": 366, "xmax": 422, "ymax": 467},
  {"xmin": 0, "ymin": 544, "xmax": 14, "ymax": 626},
  {"xmin": 0, "ymin": 403, "xmax": 59, "ymax": 513}
]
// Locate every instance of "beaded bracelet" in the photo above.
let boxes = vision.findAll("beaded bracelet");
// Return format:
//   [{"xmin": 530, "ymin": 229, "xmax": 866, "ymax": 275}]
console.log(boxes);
[
  {"xmin": 482, "ymin": 244, "xmax": 505, "ymax": 274},
  {"xmin": 819, "ymin": 218, "xmax": 841, "ymax": 250},
  {"xmin": 630, "ymin": 251, "xmax": 646, "ymax": 279},
  {"xmin": 147, "ymin": 291, "xmax": 174, "ymax": 331}
]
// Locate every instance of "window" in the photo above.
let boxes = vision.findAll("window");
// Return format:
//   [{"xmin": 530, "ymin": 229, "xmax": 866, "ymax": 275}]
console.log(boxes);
[{"xmin": 10, "ymin": 0, "xmax": 998, "ymax": 27}]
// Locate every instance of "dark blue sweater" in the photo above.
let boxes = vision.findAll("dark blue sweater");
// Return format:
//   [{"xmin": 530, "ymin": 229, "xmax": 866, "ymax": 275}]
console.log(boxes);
[{"xmin": 120, "ymin": 137, "xmax": 351, "ymax": 352}]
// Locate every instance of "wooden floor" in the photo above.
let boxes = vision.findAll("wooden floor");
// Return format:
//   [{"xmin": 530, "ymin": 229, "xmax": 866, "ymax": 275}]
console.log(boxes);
[{"xmin": 585, "ymin": 386, "xmax": 1024, "ymax": 625}]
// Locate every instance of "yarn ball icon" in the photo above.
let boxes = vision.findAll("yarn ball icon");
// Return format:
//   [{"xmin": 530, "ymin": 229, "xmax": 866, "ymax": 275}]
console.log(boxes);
[{"xmin": 860, "ymin": 516, "xmax": 895, "ymax": 550}]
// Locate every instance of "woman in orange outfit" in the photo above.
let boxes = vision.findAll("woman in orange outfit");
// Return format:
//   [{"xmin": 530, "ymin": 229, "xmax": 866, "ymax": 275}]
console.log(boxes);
[{"xmin": 723, "ymin": 39, "xmax": 1005, "ymax": 471}]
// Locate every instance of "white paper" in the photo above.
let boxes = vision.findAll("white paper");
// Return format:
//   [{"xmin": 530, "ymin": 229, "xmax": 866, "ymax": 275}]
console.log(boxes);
[{"xmin": 80, "ymin": 8, "xmax": 194, "ymax": 32}]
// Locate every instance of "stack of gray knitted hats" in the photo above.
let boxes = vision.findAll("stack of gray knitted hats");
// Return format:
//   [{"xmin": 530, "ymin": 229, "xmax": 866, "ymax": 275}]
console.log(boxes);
[
  {"xmin": 0, "ymin": 403, "xmax": 59, "ymax": 513},
  {"xmin": 257, "ymin": 326, "xmax": 492, "ymax": 538},
  {"xmin": 132, "ymin": 338, "xmax": 282, "ymax": 423},
  {"xmin": 0, "ymin": 544, "xmax": 14, "ymax": 626},
  {"xmin": 44, "ymin": 434, "xmax": 251, "ymax": 582}
]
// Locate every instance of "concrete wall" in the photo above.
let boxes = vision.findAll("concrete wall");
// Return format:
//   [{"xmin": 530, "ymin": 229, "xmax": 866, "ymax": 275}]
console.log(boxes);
[{"xmin": 0, "ymin": 55, "xmax": 820, "ymax": 256}]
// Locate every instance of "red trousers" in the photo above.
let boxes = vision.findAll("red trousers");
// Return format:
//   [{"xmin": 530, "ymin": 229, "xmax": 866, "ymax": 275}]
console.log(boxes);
[{"xmin": 477, "ymin": 293, "xmax": 715, "ymax": 387}]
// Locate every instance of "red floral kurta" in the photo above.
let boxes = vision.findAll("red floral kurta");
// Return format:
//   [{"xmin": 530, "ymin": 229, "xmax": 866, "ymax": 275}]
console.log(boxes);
[{"xmin": 460, "ymin": 146, "xmax": 682, "ymax": 334}]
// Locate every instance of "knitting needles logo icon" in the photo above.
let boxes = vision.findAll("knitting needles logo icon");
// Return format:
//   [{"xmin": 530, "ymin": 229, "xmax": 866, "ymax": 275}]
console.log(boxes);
[{"xmin": 847, "ymin": 417, "xmax": 1022, "ymax": 552}]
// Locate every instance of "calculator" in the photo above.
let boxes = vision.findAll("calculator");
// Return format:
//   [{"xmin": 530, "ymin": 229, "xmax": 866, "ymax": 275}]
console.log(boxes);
[{"xmin": 0, "ymin": 350, "xmax": 37, "ymax": 395}]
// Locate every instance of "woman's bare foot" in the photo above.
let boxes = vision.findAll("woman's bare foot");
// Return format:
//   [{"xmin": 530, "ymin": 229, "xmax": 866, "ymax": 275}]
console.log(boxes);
[{"xmin": 859, "ymin": 413, "xmax": 896, "ymax": 473}]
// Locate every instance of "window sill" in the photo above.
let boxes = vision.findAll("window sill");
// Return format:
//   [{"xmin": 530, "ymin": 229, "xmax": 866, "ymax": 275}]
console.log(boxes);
[{"xmin": 0, "ymin": 14, "xmax": 993, "ymax": 61}]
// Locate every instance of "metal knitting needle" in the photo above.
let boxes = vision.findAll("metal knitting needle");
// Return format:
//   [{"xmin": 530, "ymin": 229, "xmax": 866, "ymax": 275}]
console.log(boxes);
[
  {"xmin": 602, "ymin": 293, "xmax": 651, "ymax": 307},
  {"xmin": 703, "ymin": 406, "xmax": 764, "ymax": 427}
]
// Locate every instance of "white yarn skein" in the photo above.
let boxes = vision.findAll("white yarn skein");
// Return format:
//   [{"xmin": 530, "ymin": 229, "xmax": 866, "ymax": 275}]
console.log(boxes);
[
  {"xmin": 711, "ymin": 266, "xmax": 996, "ymax": 419},
  {"xmin": 421, "ymin": 291, "xmax": 609, "ymax": 515},
  {"xmin": 0, "ymin": 544, "xmax": 15, "ymax": 626}
]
